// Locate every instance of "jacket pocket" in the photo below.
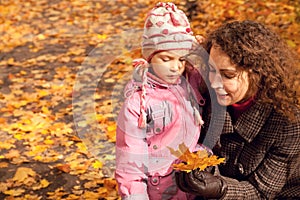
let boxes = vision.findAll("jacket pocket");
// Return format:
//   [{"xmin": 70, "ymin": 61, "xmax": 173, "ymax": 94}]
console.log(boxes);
[
  {"xmin": 146, "ymin": 101, "xmax": 172, "ymax": 135},
  {"xmin": 236, "ymin": 143, "xmax": 266, "ymax": 179},
  {"xmin": 218, "ymin": 134, "xmax": 264, "ymax": 180}
]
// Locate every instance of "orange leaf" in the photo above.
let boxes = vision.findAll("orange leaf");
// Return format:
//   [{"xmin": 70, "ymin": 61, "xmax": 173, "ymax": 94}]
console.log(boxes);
[
  {"xmin": 169, "ymin": 143, "xmax": 225, "ymax": 172},
  {"xmin": 104, "ymin": 178, "xmax": 117, "ymax": 190},
  {"xmin": 56, "ymin": 164, "xmax": 71, "ymax": 173},
  {"xmin": 4, "ymin": 149, "xmax": 20, "ymax": 159},
  {"xmin": 0, "ymin": 162, "xmax": 8, "ymax": 168},
  {"xmin": 0, "ymin": 118, "xmax": 7, "ymax": 123}
]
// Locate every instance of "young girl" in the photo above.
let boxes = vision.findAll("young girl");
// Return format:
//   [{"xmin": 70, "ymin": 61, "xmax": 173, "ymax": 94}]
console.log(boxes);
[{"xmin": 115, "ymin": 2, "xmax": 207, "ymax": 199}]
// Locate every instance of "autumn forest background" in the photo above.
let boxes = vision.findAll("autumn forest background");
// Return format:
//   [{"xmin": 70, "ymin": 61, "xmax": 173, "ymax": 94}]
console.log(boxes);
[{"xmin": 0, "ymin": 0, "xmax": 299, "ymax": 199}]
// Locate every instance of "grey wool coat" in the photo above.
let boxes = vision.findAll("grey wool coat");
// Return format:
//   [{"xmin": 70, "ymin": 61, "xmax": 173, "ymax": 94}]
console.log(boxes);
[{"xmin": 205, "ymin": 102, "xmax": 300, "ymax": 199}]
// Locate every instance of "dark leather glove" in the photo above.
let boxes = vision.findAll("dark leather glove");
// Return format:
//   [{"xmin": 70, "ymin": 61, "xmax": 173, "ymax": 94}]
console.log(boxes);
[{"xmin": 175, "ymin": 169, "xmax": 227, "ymax": 199}]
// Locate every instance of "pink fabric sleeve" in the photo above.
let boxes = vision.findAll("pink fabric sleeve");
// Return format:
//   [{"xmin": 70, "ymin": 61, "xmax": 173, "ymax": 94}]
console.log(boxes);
[{"xmin": 115, "ymin": 94, "xmax": 150, "ymax": 199}]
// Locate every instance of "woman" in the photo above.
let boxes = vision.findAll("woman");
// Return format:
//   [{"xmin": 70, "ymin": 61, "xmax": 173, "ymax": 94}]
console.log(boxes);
[{"xmin": 176, "ymin": 20, "xmax": 300, "ymax": 199}]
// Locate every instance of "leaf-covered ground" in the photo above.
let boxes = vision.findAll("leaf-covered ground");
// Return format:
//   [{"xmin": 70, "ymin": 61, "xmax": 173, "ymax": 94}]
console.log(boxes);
[{"xmin": 0, "ymin": 0, "xmax": 299, "ymax": 199}]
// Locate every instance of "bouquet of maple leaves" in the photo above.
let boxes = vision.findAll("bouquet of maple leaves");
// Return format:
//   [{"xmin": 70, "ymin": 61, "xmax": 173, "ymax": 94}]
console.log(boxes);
[{"xmin": 168, "ymin": 143, "xmax": 225, "ymax": 172}]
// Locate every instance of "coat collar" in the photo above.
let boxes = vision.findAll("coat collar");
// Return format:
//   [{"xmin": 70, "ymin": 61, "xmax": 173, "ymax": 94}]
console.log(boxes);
[
  {"xmin": 223, "ymin": 102, "xmax": 273, "ymax": 143},
  {"xmin": 146, "ymin": 72, "xmax": 182, "ymax": 88}
]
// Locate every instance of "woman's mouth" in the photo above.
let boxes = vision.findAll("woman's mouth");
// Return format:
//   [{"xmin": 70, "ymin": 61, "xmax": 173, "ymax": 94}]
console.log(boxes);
[{"xmin": 216, "ymin": 92, "xmax": 228, "ymax": 99}]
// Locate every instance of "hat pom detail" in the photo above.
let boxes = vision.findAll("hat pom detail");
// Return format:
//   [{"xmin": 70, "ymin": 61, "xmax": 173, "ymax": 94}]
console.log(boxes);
[{"xmin": 162, "ymin": 29, "xmax": 169, "ymax": 34}]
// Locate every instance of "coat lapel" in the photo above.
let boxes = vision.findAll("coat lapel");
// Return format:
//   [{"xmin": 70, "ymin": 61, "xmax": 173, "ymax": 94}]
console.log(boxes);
[{"xmin": 233, "ymin": 102, "xmax": 273, "ymax": 143}]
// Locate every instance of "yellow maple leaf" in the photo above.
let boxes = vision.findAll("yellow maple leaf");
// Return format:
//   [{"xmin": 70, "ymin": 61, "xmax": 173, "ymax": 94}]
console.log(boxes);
[
  {"xmin": 7, "ymin": 58, "xmax": 15, "ymax": 65},
  {"xmin": 40, "ymin": 179, "xmax": 50, "ymax": 188},
  {"xmin": 92, "ymin": 160, "xmax": 103, "ymax": 169},
  {"xmin": 13, "ymin": 167, "xmax": 36, "ymax": 183},
  {"xmin": 83, "ymin": 190, "xmax": 102, "ymax": 199},
  {"xmin": 76, "ymin": 142, "xmax": 87, "ymax": 152},
  {"xmin": 97, "ymin": 34, "xmax": 107, "ymax": 40},
  {"xmin": 41, "ymin": 106, "xmax": 50, "ymax": 114},
  {"xmin": 0, "ymin": 162, "xmax": 8, "ymax": 168},
  {"xmin": 4, "ymin": 149, "xmax": 20, "ymax": 159},
  {"xmin": 169, "ymin": 143, "xmax": 225, "ymax": 172},
  {"xmin": 107, "ymin": 124, "xmax": 116, "ymax": 132},
  {"xmin": 37, "ymin": 34, "xmax": 46, "ymax": 40},
  {"xmin": 20, "ymin": 70, "xmax": 27, "ymax": 75},
  {"xmin": 44, "ymin": 138, "xmax": 54, "ymax": 145},
  {"xmin": 0, "ymin": 141, "xmax": 16, "ymax": 149},
  {"xmin": 4, "ymin": 188, "xmax": 25, "ymax": 196},
  {"xmin": 0, "ymin": 182, "xmax": 8, "ymax": 192}
]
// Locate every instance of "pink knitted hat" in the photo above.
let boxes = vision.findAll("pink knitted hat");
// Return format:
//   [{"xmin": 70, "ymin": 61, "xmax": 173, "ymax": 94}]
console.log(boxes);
[{"xmin": 142, "ymin": 2, "xmax": 194, "ymax": 61}]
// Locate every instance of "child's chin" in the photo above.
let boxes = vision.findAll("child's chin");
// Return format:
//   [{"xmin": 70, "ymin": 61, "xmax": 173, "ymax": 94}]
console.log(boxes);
[
  {"xmin": 166, "ymin": 78, "xmax": 180, "ymax": 84},
  {"xmin": 167, "ymin": 80, "xmax": 177, "ymax": 84}
]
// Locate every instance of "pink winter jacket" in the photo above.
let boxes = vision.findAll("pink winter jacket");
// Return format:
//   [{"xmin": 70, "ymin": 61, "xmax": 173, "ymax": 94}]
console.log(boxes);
[{"xmin": 115, "ymin": 73, "xmax": 202, "ymax": 199}]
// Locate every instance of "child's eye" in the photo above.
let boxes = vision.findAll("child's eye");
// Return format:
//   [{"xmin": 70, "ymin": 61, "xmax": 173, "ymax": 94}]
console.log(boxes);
[{"xmin": 161, "ymin": 57, "xmax": 170, "ymax": 62}]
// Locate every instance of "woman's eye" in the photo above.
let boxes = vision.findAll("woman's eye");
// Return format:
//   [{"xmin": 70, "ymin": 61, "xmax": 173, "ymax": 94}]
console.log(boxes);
[
  {"xmin": 222, "ymin": 72, "xmax": 237, "ymax": 79},
  {"xmin": 208, "ymin": 64, "xmax": 216, "ymax": 72}
]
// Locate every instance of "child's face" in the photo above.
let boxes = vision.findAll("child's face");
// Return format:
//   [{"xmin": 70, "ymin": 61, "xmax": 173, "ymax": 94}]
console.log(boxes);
[{"xmin": 150, "ymin": 50, "xmax": 189, "ymax": 84}]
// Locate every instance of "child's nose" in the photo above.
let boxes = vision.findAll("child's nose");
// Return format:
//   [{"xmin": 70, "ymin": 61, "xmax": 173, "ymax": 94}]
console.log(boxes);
[{"xmin": 170, "ymin": 60, "xmax": 184, "ymax": 71}]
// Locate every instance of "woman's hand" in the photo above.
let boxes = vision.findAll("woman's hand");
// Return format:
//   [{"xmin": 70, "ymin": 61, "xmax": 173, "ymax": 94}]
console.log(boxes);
[
  {"xmin": 175, "ymin": 169, "xmax": 227, "ymax": 199},
  {"xmin": 191, "ymin": 35, "xmax": 206, "ymax": 51},
  {"xmin": 195, "ymin": 35, "xmax": 206, "ymax": 44}
]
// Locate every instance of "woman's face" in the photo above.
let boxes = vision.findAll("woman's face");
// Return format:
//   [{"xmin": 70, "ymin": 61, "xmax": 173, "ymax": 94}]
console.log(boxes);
[
  {"xmin": 150, "ymin": 50, "xmax": 188, "ymax": 84},
  {"xmin": 208, "ymin": 45, "xmax": 250, "ymax": 106}
]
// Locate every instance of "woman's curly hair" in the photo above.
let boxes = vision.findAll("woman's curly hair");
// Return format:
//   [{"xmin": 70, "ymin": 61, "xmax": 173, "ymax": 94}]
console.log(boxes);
[{"xmin": 204, "ymin": 20, "xmax": 300, "ymax": 120}]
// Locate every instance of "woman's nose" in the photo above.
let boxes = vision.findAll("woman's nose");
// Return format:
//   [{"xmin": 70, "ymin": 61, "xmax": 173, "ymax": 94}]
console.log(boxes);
[{"xmin": 210, "ymin": 73, "xmax": 224, "ymax": 89}]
